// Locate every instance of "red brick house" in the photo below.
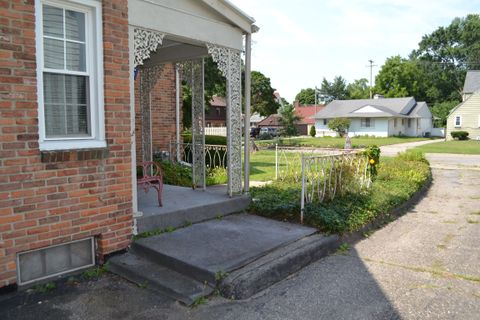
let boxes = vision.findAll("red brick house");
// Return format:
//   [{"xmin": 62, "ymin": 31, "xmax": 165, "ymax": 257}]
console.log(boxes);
[
  {"xmin": 0, "ymin": 0, "xmax": 256, "ymax": 289},
  {"xmin": 206, "ymin": 95, "xmax": 227, "ymax": 127},
  {"xmin": 294, "ymin": 101, "xmax": 326, "ymax": 135}
]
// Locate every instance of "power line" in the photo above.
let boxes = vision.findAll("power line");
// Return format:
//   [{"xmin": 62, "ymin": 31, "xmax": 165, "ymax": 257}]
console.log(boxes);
[{"xmin": 366, "ymin": 59, "xmax": 377, "ymax": 99}]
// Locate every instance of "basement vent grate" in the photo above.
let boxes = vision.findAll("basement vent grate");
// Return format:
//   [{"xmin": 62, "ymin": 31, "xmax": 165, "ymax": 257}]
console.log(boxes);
[{"xmin": 17, "ymin": 238, "xmax": 95, "ymax": 285}]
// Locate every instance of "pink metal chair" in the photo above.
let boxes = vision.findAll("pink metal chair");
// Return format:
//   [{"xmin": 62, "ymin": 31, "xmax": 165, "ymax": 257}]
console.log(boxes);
[{"xmin": 137, "ymin": 161, "xmax": 163, "ymax": 206}]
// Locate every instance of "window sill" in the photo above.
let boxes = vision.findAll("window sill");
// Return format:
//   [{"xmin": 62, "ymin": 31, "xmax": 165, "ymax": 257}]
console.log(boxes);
[
  {"xmin": 39, "ymin": 139, "xmax": 106, "ymax": 151},
  {"xmin": 41, "ymin": 148, "xmax": 109, "ymax": 163}
]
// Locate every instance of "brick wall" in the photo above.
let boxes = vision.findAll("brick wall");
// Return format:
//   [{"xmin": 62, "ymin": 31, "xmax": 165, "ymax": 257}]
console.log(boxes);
[
  {"xmin": 135, "ymin": 63, "xmax": 181, "ymax": 163},
  {"xmin": 0, "ymin": 0, "xmax": 133, "ymax": 287}
]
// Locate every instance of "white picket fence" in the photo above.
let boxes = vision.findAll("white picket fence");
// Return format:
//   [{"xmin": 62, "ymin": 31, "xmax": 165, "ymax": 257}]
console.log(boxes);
[{"xmin": 205, "ymin": 127, "xmax": 227, "ymax": 136}]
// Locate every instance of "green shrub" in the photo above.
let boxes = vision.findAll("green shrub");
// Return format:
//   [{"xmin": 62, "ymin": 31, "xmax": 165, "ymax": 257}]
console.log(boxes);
[
  {"xmin": 309, "ymin": 125, "xmax": 316, "ymax": 137},
  {"xmin": 258, "ymin": 132, "xmax": 273, "ymax": 140},
  {"xmin": 450, "ymin": 131, "xmax": 469, "ymax": 140},
  {"xmin": 327, "ymin": 118, "xmax": 351, "ymax": 137},
  {"xmin": 396, "ymin": 150, "xmax": 428, "ymax": 164},
  {"xmin": 182, "ymin": 134, "xmax": 227, "ymax": 145},
  {"xmin": 249, "ymin": 152, "xmax": 430, "ymax": 234}
]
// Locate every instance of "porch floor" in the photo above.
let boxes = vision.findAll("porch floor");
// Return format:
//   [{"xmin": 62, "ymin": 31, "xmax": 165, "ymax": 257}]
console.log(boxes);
[{"xmin": 136, "ymin": 184, "xmax": 250, "ymax": 233}]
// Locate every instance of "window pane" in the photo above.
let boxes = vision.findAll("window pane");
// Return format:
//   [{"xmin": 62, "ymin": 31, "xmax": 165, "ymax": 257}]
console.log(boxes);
[
  {"xmin": 66, "ymin": 104, "xmax": 89, "ymax": 135},
  {"xmin": 43, "ymin": 73, "xmax": 65, "ymax": 104},
  {"xmin": 65, "ymin": 10, "xmax": 85, "ymax": 42},
  {"xmin": 66, "ymin": 41, "xmax": 86, "ymax": 71},
  {"xmin": 44, "ymin": 74, "xmax": 90, "ymax": 137},
  {"xmin": 44, "ymin": 38, "xmax": 64, "ymax": 69},
  {"xmin": 65, "ymin": 75, "xmax": 87, "ymax": 104},
  {"xmin": 43, "ymin": 5, "xmax": 64, "ymax": 38},
  {"xmin": 45, "ymin": 104, "xmax": 66, "ymax": 137}
]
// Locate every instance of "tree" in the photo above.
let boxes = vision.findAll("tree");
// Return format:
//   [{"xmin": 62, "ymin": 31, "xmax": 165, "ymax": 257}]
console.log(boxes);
[
  {"xmin": 347, "ymin": 78, "xmax": 370, "ymax": 99},
  {"xmin": 295, "ymin": 88, "xmax": 316, "ymax": 105},
  {"xmin": 430, "ymin": 101, "xmax": 458, "ymax": 127},
  {"xmin": 327, "ymin": 118, "xmax": 351, "ymax": 137},
  {"xmin": 309, "ymin": 125, "xmax": 316, "ymax": 137},
  {"xmin": 374, "ymin": 56, "xmax": 428, "ymax": 101},
  {"xmin": 251, "ymin": 71, "xmax": 280, "ymax": 116},
  {"xmin": 320, "ymin": 76, "xmax": 348, "ymax": 101},
  {"xmin": 410, "ymin": 14, "xmax": 480, "ymax": 103},
  {"xmin": 279, "ymin": 103, "xmax": 300, "ymax": 136}
]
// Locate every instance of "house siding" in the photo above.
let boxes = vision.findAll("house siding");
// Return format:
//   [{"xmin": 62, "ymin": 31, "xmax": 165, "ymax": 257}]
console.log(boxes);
[
  {"xmin": 0, "ymin": 0, "xmax": 133, "ymax": 287},
  {"xmin": 446, "ymin": 93, "xmax": 480, "ymax": 140}
]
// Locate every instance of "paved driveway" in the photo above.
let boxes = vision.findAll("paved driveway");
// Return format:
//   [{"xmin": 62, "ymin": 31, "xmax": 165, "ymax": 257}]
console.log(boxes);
[
  {"xmin": 1, "ymin": 155, "xmax": 479, "ymax": 320},
  {"xmin": 380, "ymin": 139, "xmax": 444, "ymax": 156}
]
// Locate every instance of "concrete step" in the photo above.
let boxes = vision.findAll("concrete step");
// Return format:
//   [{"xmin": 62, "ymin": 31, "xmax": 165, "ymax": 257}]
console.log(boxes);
[
  {"xmin": 220, "ymin": 233, "xmax": 340, "ymax": 300},
  {"xmin": 109, "ymin": 253, "xmax": 213, "ymax": 306},
  {"xmin": 131, "ymin": 241, "xmax": 216, "ymax": 286},
  {"xmin": 137, "ymin": 192, "xmax": 250, "ymax": 233}
]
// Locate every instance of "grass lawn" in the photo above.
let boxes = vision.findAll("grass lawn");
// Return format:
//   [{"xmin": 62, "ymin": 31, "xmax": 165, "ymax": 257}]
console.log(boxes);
[
  {"xmin": 414, "ymin": 140, "xmax": 480, "ymax": 155},
  {"xmin": 249, "ymin": 150, "xmax": 302, "ymax": 181},
  {"xmin": 256, "ymin": 136, "xmax": 434, "ymax": 149}
]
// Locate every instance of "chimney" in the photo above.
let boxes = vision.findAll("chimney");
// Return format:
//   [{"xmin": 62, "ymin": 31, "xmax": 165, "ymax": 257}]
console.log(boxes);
[
  {"xmin": 294, "ymin": 100, "xmax": 300, "ymax": 109},
  {"xmin": 373, "ymin": 94, "xmax": 384, "ymax": 99}
]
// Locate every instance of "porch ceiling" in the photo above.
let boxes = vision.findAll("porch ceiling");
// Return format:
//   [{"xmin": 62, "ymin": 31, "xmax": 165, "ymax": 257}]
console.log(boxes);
[
  {"xmin": 129, "ymin": 0, "xmax": 251, "ymax": 51},
  {"xmin": 142, "ymin": 39, "xmax": 208, "ymax": 67}
]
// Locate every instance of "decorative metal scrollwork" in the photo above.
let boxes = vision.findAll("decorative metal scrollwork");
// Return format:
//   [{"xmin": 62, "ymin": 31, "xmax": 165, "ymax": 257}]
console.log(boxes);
[
  {"xmin": 134, "ymin": 28, "xmax": 164, "ymax": 67},
  {"xmin": 206, "ymin": 44, "xmax": 243, "ymax": 196},
  {"xmin": 139, "ymin": 64, "xmax": 165, "ymax": 162}
]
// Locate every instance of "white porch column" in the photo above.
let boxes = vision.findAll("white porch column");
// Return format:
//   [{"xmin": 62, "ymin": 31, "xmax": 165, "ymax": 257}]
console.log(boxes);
[
  {"xmin": 207, "ymin": 44, "xmax": 243, "ymax": 196},
  {"xmin": 175, "ymin": 64, "xmax": 181, "ymax": 162},
  {"xmin": 244, "ymin": 33, "xmax": 252, "ymax": 193}
]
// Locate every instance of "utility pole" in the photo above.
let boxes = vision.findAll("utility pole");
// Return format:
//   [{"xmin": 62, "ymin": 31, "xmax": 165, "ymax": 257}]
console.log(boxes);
[{"xmin": 366, "ymin": 59, "xmax": 377, "ymax": 99}]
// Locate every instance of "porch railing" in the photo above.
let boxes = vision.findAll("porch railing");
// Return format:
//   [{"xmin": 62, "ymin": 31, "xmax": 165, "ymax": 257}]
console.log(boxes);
[
  {"xmin": 300, "ymin": 151, "xmax": 371, "ymax": 223},
  {"xmin": 168, "ymin": 141, "xmax": 228, "ymax": 169}
]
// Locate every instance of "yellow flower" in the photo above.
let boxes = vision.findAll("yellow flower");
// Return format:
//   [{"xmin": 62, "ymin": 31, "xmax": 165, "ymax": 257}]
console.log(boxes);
[{"xmin": 369, "ymin": 159, "xmax": 375, "ymax": 165}]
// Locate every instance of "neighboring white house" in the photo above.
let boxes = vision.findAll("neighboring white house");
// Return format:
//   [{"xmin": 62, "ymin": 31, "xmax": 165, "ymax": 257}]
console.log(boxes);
[
  {"xmin": 446, "ymin": 71, "xmax": 480, "ymax": 140},
  {"xmin": 461, "ymin": 70, "xmax": 480, "ymax": 102},
  {"xmin": 312, "ymin": 96, "xmax": 434, "ymax": 137}
]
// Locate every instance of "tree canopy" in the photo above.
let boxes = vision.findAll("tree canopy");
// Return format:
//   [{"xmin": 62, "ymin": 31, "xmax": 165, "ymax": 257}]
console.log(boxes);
[
  {"xmin": 374, "ymin": 56, "xmax": 427, "ymax": 101},
  {"xmin": 295, "ymin": 88, "xmax": 316, "ymax": 105},
  {"xmin": 320, "ymin": 76, "xmax": 348, "ymax": 101},
  {"xmin": 251, "ymin": 71, "xmax": 280, "ymax": 116},
  {"xmin": 347, "ymin": 78, "xmax": 370, "ymax": 99}
]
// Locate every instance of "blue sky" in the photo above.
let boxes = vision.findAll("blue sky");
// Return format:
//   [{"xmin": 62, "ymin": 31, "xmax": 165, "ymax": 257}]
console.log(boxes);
[{"xmin": 230, "ymin": 0, "xmax": 480, "ymax": 102}]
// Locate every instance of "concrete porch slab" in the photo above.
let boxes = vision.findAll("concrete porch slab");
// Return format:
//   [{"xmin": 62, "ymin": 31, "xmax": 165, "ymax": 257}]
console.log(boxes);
[
  {"xmin": 136, "ymin": 185, "xmax": 250, "ymax": 233},
  {"xmin": 134, "ymin": 214, "xmax": 316, "ymax": 284}
]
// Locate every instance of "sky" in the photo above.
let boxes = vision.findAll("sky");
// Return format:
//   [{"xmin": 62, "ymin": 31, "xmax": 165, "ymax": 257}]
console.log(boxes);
[{"xmin": 229, "ymin": 0, "xmax": 479, "ymax": 102}]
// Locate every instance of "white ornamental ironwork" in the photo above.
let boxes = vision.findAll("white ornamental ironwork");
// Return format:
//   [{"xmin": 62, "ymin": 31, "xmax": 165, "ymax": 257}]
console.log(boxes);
[
  {"xmin": 133, "ymin": 28, "xmax": 164, "ymax": 67},
  {"xmin": 139, "ymin": 64, "xmax": 165, "ymax": 162},
  {"xmin": 206, "ymin": 44, "xmax": 243, "ymax": 196},
  {"xmin": 300, "ymin": 152, "xmax": 371, "ymax": 223}
]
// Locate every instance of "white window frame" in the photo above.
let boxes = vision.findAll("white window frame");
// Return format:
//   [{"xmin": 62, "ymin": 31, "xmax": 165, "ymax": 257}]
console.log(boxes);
[
  {"xmin": 36, "ymin": 0, "xmax": 105, "ymax": 151},
  {"xmin": 454, "ymin": 115, "xmax": 462, "ymax": 127}
]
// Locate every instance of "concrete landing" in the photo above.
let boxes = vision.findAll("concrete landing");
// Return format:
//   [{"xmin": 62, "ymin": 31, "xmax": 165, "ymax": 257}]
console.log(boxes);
[{"xmin": 137, "ymin": 185, "xmax": 250, "ymax": 233}]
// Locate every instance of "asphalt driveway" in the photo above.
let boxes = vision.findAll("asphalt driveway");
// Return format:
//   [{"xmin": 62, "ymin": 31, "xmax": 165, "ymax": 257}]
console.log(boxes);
[{"xmin": 1, "ymin": 155, "xmax": 479, "ymax": 319}]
